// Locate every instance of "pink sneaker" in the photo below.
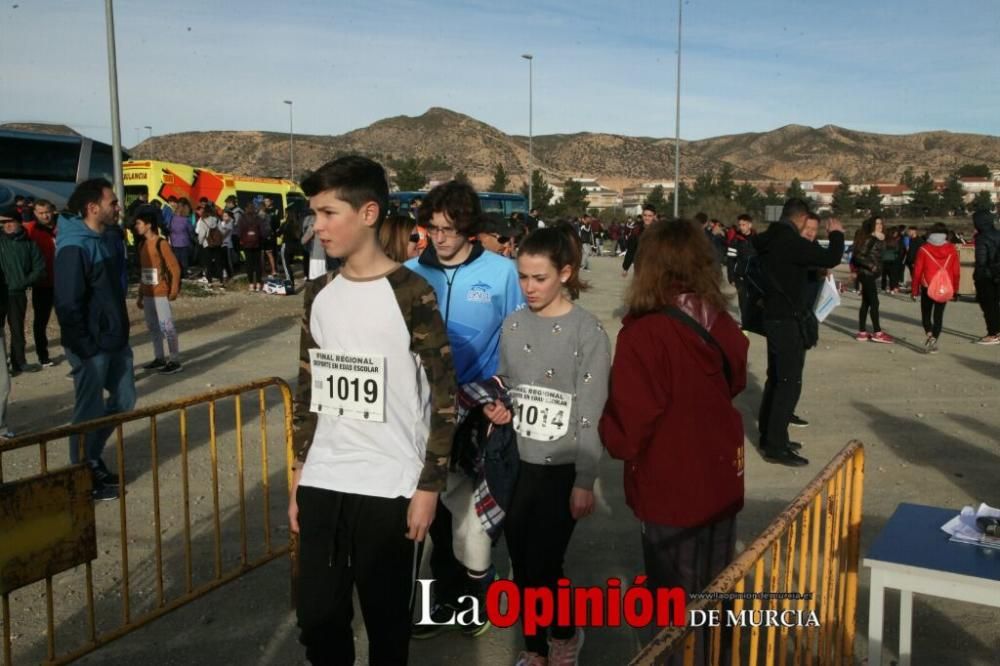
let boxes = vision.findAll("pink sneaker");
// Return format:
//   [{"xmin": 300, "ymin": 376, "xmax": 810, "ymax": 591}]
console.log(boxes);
[
  {"xmin": 855, "ymin": 331, "xmax": 870, "ymax": 341},
  {"xmin": 871, "ymin": 332, "xmax": 895, "ymax": 344},
  {"xmin": 514, "ymin": 652, "xmax": 548, "ymax": 666},
  {"xmin": 548, "ymin": 628, "xmax": 584, "ymax": 666}
]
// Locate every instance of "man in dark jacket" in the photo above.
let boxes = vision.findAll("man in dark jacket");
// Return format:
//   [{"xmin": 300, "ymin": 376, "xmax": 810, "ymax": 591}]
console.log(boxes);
[
  {"xmin": 0, "ymin": 210, "xmax": 46, "ymax": 374},
  {"xmin": 972, "ymin": 210, "xmax": 1000, "ymax": 344},
  {"xmin": 752, "ymin": 198, "xmax": 844, "ymax": 466},
  {"xmin": 55, "ymin": 178, "xmax": 136, "ymax": 502}
]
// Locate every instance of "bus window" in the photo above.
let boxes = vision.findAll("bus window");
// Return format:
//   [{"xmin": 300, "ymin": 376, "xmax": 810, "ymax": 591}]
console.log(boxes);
[
  {"xmin": 89, "ymin": 143, "xmax": 116, "ymax": 182},
  {"xmin": 124, "ymin": 186, "xmax": 149, "ymax": 209},
  {"xmin": 0, "ymin": 136, "xmax": 80, "ymax": 181},
  {"xmin": 480, "ymin": 198, "xmax": 504, "ymax": 214}
]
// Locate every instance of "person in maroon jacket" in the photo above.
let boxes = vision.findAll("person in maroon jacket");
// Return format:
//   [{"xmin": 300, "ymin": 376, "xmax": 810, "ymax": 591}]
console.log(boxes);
[
  {"xmin": 24, "ymin": 199, "xmax": 58, "ymax": 366},
  {"xmin": 599, "ymin": 219, "xmax": 749, "ymax": 662}
]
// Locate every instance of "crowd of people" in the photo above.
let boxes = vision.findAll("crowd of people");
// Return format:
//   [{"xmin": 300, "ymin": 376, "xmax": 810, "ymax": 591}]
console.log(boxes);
[
  {"xmin": 3, "ymin": 165, "xmax": 1000, "ymax": 665},
  {"xmin": 288, "ymin": 158, "xmax": 747, "ymax": 666}
]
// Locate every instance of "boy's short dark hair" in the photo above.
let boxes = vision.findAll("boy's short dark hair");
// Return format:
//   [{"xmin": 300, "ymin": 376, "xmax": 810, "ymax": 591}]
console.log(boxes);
[
  {"xmin": 642, "ymin": 203, "xmax": 657, "ymax": 213},
  {"xmin": 66, "ymin": 178, "xmax": 114, "ymax": 217},
  {"xmin": 135, "ymin": 209, "xmax": 159, "ymax": 226},
  {"xmin": 694, "ymin": 211, "xmax": 708, "ymax": 225},
  {"xmin": 737, "ymin": 213, "xmax": 753, "ymax": 223},
  {"xmin": 301, "ymin": 156, "xmax": 390, "ymax": 226},
  {"xmin": 420, "ymin": 180, "xmax": 482, "ymax": 234}
]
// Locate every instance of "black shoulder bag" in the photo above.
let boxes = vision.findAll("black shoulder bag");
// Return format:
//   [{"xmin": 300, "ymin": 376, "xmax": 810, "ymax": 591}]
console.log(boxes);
[{"xmin": 663, "ymin": 306, "xmax": 733, "ymax": 388}]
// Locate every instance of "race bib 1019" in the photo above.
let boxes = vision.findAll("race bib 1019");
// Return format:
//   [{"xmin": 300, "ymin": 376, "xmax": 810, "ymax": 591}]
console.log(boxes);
[
  {"xmin": 510, "ymin": 384, "xmax": 573, "ymax": 441},
  {"xmin": 309, "ymin": 350, "xmax": 386, "ymax": 422}
]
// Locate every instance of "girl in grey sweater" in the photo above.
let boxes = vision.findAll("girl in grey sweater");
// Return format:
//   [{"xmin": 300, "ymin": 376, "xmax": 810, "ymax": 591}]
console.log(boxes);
[{"xmin": 487, "ymin": 226, "xmax": 610, "ymax": 666}]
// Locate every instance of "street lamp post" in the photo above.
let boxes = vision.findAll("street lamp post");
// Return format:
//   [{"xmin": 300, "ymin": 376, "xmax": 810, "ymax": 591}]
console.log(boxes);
[
  {"xmin": 521, "ymin": 54, "xmax": 533, "ymax": 211},
  {"xmin": 283, "ymin": 100, "xmax": 294, "ymax": 181},
  {"xmin": 104, "ymin": 0, "xmax": 125, "ymax": 210},
  {"xmin": 673, "ymin": 0, "xmax": 683, "ymax": 218},
  {"xmin": 144, "ymin": 125, "xmax": 153, "ymax": 139}
]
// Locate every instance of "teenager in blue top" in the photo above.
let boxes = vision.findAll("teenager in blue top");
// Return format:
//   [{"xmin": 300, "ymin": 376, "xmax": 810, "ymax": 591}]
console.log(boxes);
[{"xmin": 405, "ymin": 181, "xmax": 524, "ymax": 639}]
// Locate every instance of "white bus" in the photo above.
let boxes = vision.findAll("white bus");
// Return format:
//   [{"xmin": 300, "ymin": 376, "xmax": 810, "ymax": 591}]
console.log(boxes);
[{"xmin": 0, "ymin": 129, "xmax": 125, "ymax": 210}]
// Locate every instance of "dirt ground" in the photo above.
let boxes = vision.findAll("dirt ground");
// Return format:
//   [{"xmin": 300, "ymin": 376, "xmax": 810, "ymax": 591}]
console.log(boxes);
[{"xmin": 4, "ymin": 253, "xmax": 1000, "ymax": 665}]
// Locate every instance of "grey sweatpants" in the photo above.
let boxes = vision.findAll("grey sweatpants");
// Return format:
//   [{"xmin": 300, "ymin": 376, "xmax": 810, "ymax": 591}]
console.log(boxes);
[{"xmin": 143, "ymin": 297, "xmax": 179, "ymax": 362}]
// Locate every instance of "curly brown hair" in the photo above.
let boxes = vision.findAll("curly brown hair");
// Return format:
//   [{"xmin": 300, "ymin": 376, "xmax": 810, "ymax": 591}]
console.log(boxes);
[{"xmin": 625, "ymin": 219, "xmax": 729, "ymax": 315}]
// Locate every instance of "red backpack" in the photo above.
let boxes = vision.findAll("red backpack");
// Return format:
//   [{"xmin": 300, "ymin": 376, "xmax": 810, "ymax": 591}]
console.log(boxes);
[{"xmin": 924, "ymin": 250, "xmax": 954, "ymax": 303}]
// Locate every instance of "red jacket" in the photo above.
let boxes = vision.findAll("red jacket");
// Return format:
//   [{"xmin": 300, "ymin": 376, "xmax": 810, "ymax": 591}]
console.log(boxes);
[
  {"xmin": 599, "ymin": 296, "xmax": 749, "ymax": 528},
  {"xmin": 911, "ymin": 241, "xmax": 960, "ymax": 298},
  {"xmin": 24, "ymin": 221, "xmax": 56, "ymax": 288}
]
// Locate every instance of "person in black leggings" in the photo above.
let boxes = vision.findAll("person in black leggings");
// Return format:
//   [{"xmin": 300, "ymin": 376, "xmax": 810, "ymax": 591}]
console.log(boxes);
[
  {"xmin": 854, "ymin": 217, "xmax": 894, "ymax": 343},
  {"xmin": 912, "ymin": 223, "xmax": 960, "ymax": 353}
]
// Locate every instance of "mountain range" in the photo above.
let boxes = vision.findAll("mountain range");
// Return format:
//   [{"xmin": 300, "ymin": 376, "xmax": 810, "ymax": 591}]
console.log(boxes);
[{"xmin": 8, "ymin": 109, "xmax": 1000, "ymax": 189}]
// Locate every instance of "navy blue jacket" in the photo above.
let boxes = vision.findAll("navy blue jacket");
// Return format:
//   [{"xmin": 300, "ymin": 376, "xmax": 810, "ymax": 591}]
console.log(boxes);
[{"xmin": 54, "ymin": 215, "xmax": 130, "ymax": 358}]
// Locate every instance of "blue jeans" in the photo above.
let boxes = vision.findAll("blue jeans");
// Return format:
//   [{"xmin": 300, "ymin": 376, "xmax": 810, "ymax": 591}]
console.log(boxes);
[{"xmin": 66, "ymin": 347, "xmax": 137, "ymax": 465}]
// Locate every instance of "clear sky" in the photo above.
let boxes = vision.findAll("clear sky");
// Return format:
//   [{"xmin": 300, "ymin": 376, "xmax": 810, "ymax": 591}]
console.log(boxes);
[{"xmin": 2, "ymin": 0, "xmax": 998, "ymax": 145}]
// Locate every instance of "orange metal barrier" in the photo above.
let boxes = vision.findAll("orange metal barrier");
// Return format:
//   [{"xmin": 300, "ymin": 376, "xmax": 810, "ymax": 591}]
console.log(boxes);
[
  {"xmin": 632, "ymin": 441, "xmax": 865, "ymax": 666},
  {"xmin": 0, "ymin": 378, "xmax": 295, "ymax": 665}
]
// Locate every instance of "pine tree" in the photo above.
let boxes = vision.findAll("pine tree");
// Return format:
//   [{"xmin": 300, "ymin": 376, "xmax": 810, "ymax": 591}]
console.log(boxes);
[
  {"xmin": 785, "ymin": 178, "xmax": 807, "ymax": 201},
  {"xmin": 453, "ymin": 170, "xmax": 471, "ymax": 185},
  {"xmin": 831, "ymin": 180, "xmax": 855, "ymax": 217},
  {"xmin": 907, "ymin": 172, "xmax": 939, "ymax": 217},
  {"xmin": 489, "ymin": 164, "xmax": 510, "ymax": 193},
  {"xmin": 520, "ymin": 170, "xmax": 554, "ymax": 214},
  {"xmin": 715, "ymin": 163, "xmax": 736, "ymax": 200},
  {"xmin": 558, "ymin": 179, "xmax": 590, "ymax": 217},
  {"xmin": 734, "ymin": 182, "xmax": 764, "ymax": 217},
  {"xmin": 940, "ymin": 175, "xmax": 965, "ymax": 215},
  {"xmin": 394, "ymin": 159, "xmax": 426, "ymax": 191},
  {"xmin": 969, "ymin": 190, "xmax": 994, "ymax": 213},
  {"xmin": 763, "ymin": 184, "xmax": 783, "ymax": 207},
  {"xmin": 644, "ymin": 185, "xmax": 668, "ymax": 212}
]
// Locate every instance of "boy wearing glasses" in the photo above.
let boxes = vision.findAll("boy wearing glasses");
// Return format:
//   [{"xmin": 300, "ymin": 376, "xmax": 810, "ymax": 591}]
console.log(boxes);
[{"xmin": 405, "ymin": 181, "xmax": 524, "ymax": 639}]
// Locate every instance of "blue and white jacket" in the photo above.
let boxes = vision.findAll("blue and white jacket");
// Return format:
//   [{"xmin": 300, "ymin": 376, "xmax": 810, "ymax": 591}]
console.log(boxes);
[{"xmin": 405, "ymin": 244, "xmax": 524, "ymax": 385}]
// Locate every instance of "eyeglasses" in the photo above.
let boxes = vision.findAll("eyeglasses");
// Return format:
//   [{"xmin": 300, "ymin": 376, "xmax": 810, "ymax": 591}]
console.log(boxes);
[{"xmin": 428, "ymin": 225, "xmax": 460, "ymax": 239}]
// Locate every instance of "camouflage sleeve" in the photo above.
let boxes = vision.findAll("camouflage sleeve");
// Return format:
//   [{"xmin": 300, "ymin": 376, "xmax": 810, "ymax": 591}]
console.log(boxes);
[
  {"xmin": 391, "ymin": 268, "xmax": 457, "ymax": 492},
  {"xmin": 292, "ymin": 271, "xmax": 336, "ymax": 465}
]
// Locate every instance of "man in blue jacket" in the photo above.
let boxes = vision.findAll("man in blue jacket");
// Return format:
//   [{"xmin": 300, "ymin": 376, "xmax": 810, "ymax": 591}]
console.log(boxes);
[
  {"xmin": 55, "ymin": 178, "xmax": 136, "ymax": 501},
  {"xmin": 405, "ymin": 180, "xmax": 524, "ymax": 639}
]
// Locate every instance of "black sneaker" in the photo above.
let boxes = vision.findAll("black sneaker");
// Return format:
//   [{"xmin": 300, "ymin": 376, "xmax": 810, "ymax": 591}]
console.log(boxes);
[
  {"xmin": 159, "ymin": 361, "xmax": 183, "ymax": 375},
  {"xmin": 763, "ymin": 448, "xmax": 809, "ymax": 467},
  {"xmin": 94, "ymin": 460, "xmax": 120, "ymax": 487},
  {"xmin": 759, "ymin": 437, "xmax": 801, "ymax": 451},
  {"xmin": 461, "ymin": 567, "xmax": 498, "ymax": 637},
  {"xmin": 92, "ymin": 483, "xmax": 120, "ymax": 502},
  {"xmin": 789, "ymin": 415, "xmax": 809, "ymax": 428},
  {"xmin": 144, "ymin": 358, "xmax": 167, "ymax": 370},
  {"xmin": 411, "ymin": 602, "xmax": 462, "ymax": 639}
]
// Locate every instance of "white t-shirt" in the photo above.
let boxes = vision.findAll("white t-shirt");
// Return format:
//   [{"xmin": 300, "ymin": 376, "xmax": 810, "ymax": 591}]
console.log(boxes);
[{"xmin": 299, "ymin": 272, "xmax": 432, "ymax": 499}]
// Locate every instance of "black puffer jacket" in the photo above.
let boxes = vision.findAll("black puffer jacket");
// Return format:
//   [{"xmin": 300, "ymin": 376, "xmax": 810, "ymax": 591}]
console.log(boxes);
[
  {"xmin": 853, "ymin": 235, "xmax": 884, "ymax": 277},
  {"xmin": 752, "ymin": 219, "xmax": 844, "ymax": 319},
  {"xmin": 973, "ymin": 210, "xmax": 1000, "ymax": 282}
]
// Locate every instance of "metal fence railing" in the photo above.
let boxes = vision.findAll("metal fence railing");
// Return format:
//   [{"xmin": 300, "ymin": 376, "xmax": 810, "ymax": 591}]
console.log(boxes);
[
  {"xmin": 0, "ymin": 378, "xmax": 295, "ymax": 665},
  {"xmin": 632, "ymin": 441, "xmax": 866, "ymax": 666}
]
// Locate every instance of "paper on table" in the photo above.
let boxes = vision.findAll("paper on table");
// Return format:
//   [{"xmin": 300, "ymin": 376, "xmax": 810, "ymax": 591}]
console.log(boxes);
[{"xmin": 941, "ymin": 503, "xmax": 1000, "ymax": 549}]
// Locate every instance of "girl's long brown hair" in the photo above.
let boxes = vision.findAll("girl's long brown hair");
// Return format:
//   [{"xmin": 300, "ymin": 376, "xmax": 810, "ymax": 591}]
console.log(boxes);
[
  {"xmin": 625, "ymin": 219, "xmax": 729, "ymax": 315},
  {"xmin": 378, "ymin": 214, "xmax": 414, "ymax": 263}
]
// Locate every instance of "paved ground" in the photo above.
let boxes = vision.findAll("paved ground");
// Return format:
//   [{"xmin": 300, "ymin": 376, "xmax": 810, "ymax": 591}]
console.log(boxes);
[{"xmin": 4, "ymin": 253, "xmax": 1000, "ymax": 665}]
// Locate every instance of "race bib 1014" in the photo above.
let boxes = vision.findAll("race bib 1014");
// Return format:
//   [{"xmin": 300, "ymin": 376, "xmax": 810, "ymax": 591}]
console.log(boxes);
[
  {"xmin": 510, "ymin": 384, "xmax": 573, "ymax": 441},
  {"xmin": 309, "ymin": 350, "xmax": 386, "ymax": 422}
]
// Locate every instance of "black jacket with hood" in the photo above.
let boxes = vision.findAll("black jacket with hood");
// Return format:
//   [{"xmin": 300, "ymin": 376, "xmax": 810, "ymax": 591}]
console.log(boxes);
[
  {"xmin": 973, "ymin": 210, "xmax": 1000, "ymax": 282},
  {"xmin": 752, "ymin": 218, "xmax": 844, "ymax": 320}
]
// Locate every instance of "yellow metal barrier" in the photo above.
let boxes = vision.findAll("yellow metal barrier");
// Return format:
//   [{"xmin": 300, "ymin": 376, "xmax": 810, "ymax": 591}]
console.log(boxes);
[
  {"xmin": 633, "ymin": 441, "xmax": 865, "ymax": 666},
  {"xmin": 0, "ymin": 378, "xmax": 295, "ymax": 665}
]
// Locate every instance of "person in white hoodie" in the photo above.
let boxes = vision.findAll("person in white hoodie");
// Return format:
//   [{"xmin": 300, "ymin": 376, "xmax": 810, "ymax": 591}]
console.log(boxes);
[{"xmin": 195, "ymin": 204, "xmax": 225, "ymax": 287}]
